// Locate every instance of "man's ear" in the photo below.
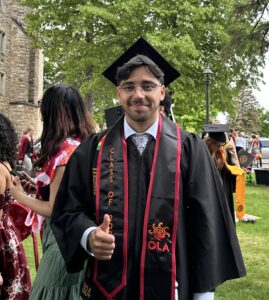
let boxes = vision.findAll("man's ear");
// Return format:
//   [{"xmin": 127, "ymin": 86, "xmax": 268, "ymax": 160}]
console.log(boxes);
[
  {"xmin": 159, "ymin": 106, "xmax": 165, "ymax": 114},
  {"xmin": 116, "ymin": 87, "xmax": 122, "ymax": 104},
  {"xmin": 160, "ymin": 85, "xmax": 166, "ymax": 101}
]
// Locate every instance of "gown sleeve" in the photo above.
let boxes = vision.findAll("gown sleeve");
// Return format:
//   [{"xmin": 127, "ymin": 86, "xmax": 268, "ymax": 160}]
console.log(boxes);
[
  {"xmin": 180, "ymin": 131, "xmax": 246, "ymax": 293},
  {"xmin": 50, "ymin": 134, "xmax": 98, "ymax": 272}
]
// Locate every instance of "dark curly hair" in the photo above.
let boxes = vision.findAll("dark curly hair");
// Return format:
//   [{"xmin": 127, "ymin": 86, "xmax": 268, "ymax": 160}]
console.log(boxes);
[
  {"xmin": 34, "ymin": 84, "xmax": 95, "ymax": 168},
  {"xmin": 0, "ymin": 113, "xmax": 18, "ymax": 168}
]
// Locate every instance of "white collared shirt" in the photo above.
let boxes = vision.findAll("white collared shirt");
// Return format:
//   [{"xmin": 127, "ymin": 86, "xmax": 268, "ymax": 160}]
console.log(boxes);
[{"xmin": 123, "ymin": 116, "xmax": 158, "ymax": 140}]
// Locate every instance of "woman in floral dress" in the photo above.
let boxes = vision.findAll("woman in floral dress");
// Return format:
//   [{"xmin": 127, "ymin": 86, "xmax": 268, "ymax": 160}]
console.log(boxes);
[{"xmin": 0, "ymin": 113, "xmax": 31, "ymax": 299}]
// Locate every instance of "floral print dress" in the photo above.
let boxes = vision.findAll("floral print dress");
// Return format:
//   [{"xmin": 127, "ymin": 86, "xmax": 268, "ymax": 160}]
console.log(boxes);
[{"xmin": 0, "ymin": 175, "xmax": 31, "ymax": 300}]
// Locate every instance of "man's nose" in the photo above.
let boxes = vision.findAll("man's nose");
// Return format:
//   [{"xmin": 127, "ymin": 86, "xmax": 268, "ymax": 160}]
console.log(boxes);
[{"xmin": 133, "ymin": 86, "xmax": 144, "ymax": 97}]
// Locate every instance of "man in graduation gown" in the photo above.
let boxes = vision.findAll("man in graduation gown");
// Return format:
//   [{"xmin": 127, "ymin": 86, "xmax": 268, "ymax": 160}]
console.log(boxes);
[{"xmin": 51, "ymin": 38, "xmax": 246, "ymax": 300}]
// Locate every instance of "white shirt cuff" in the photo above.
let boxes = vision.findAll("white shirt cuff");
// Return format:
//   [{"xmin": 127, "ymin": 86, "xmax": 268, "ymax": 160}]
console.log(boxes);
[
  {"xmin": 80, "ymin": 226, "xmax": 97, "ymax": 255},
  {"xmin": 193, "ymin": 292, "xmax": 214, "ymax": 300}
]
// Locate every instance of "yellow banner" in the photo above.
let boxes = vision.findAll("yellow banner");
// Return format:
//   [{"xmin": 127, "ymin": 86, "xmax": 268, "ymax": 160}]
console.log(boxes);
[{"xmin": 223, "ymin": 162, "xmax": 246, "ymax": 221}]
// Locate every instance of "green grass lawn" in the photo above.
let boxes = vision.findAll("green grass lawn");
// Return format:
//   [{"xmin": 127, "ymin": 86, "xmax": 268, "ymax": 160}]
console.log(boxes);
[
  {"xmin": 23, "ymin": 234, "xmax": 42, "ymax": 280},
  {"xmin": 23, "ymin": 184, "xmax": 269, "ymax": 298},
  {"xmin": 216, "ymin": 183, "xmax": 269, "ymax": 300}
]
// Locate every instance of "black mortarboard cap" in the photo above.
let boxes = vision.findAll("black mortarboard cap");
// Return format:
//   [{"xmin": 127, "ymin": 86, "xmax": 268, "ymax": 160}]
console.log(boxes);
[
  {"xmin": 103, "ymin": 37, "xmax": 181, "ymax": 86},
  {"xmin": 203, "ymin": 124, "xmax": 229, "ymax": 143},
  {"xmin": 104, "ymin": 105, "xmax": 124, "ymax": 127}
]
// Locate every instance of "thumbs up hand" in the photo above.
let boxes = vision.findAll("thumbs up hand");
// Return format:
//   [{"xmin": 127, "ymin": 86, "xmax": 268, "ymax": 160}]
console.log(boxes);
[
  {"xmin": 99, "ymin": 213, "xmax": 111, "ymax": 233},
  {"xmin": 88, "ymin": 214, "xmax": 115, "ymax": 260}
]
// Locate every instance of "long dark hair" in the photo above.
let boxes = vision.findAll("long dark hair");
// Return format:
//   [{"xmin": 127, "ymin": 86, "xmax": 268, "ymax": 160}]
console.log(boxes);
[
  {"xmin": 0, "ymin": 113, "xmax": 18, "ymax": 168},
  {"xmin": 35, "ymin": 84, "xmax": 95, "ymax": 168}
]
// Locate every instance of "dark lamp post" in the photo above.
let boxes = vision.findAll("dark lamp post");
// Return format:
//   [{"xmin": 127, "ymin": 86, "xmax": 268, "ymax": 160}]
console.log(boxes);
[{"xmin": 203, "ymin": 68, "xmax": 213, "ymax": 124}]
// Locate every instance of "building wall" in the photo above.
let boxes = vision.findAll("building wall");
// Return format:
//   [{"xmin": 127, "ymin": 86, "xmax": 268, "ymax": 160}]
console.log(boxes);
[{"xmin": 0, "ymin": 0, "xmax": 43, "ymax": 138}]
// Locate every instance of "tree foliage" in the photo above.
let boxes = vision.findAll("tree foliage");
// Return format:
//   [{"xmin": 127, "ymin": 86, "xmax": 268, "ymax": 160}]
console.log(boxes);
[
  {"xmin": 259, "ymin": 108, "xmax": 269, "ymax": 137},
  {"xmin": 21, "ymin": 0, "xmax": 269, "ymax": 130},
  {"xmin": 227, "ymin": 89, "xmax": 262, "ymax": 135}
]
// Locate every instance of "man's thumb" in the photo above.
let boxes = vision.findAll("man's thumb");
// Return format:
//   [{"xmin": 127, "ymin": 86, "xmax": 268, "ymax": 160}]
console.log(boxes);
[{"xmin": 100, "ymin": 214, "xmax": 110, "ymax": 233}]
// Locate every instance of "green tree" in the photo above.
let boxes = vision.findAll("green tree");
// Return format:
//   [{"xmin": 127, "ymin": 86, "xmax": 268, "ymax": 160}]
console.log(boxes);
[
  {"xmin": 227, "ymin": 89, "xmax": 261, "ymax": 135},
  {"xmin": 259, "ymin": 109, "xmax": 269, "ymax": 137},
  {"xmin": 21, "ymin": 0, "xmax": 268, "ymax": 129},
  {"xmin": 229, "ymin": 1, "xmax": 269, "ymax": 57},
  {"xmin": 43, "ymin": 58, "xmax": 63, "ymax": 90}
]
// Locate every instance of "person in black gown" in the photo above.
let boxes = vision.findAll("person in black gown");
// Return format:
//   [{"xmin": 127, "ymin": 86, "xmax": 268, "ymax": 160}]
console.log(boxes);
[
  {"xmin": 51, "ymin": 38, "xmax": 246, "ymax": 300},
  {"xmin": 203, "ymin": 124, "xmax": 243, "ymax": 224}
]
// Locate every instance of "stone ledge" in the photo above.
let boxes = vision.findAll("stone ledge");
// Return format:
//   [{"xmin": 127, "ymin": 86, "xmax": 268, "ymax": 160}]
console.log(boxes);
[{"xmin": 9, "ymin": 101, "xmax": 39, "ymax": 107}]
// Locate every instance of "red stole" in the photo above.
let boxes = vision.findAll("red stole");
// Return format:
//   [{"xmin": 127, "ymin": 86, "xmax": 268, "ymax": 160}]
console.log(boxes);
[{"xmin": 93, "ymin": 115, "xmax": 181, "ymax": 300}]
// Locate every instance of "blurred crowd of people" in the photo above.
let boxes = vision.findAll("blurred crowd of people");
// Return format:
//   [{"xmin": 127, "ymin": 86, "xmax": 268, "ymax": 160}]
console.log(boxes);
[{"xmin": 231, "ymin": 131, "xmax": 263, "ymax": 168}]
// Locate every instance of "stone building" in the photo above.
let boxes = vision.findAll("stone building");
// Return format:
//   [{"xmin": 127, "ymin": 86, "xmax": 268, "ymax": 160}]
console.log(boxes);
[{"xmin": 0, "ymin": 0, "xmax": 43, "ymax": 137}]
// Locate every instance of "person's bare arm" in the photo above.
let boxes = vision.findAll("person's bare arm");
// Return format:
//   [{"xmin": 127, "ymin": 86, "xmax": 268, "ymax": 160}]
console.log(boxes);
[
  {"xmin": 0, "ymin": 166, "xmax": 7, "ymax": 221},
  {"xmin": 0, "ymin": 271, "xmax": 3, "ymax": 286},
  {"xmin": 10, "ymin": 166, "xmax": 65, "ymax": 218}
]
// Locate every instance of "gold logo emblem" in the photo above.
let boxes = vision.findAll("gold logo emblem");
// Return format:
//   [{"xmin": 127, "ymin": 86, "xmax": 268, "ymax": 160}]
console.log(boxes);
[
  {"xmin": 147, "ymin": 222, "xmax": 171, "ymax": 252},
  {"xmin": 237, "ymin": 205, "xmax": 244, "ymax": 212},
  {"xmin": 148, "ymin": 222, "xmax": 170, "ymax": 241},
  {"xmin": 239, "ymin": 155, "xmax": 248, "ymax": 164}
]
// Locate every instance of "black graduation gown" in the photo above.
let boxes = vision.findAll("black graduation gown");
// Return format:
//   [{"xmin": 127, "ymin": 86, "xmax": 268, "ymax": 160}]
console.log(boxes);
[
  {"xmin": 51, "ymin": 126, "xmax": 246, "ymax": 300},
  {"xmin": 220, "ymin": 156, "xmax": 236, "ymax": 224}
]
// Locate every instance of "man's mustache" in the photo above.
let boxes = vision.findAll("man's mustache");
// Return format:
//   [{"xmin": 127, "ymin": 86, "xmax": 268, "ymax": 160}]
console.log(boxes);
[{"xmin": 128, "ymin": 99, "xmax": 150, "ymax": 106}]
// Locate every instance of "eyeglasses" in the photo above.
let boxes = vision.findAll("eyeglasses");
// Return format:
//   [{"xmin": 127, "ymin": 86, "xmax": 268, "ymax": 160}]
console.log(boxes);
[{"xmin": 119, "ymin": 82, "xmax": 162, "ymax": 94}]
